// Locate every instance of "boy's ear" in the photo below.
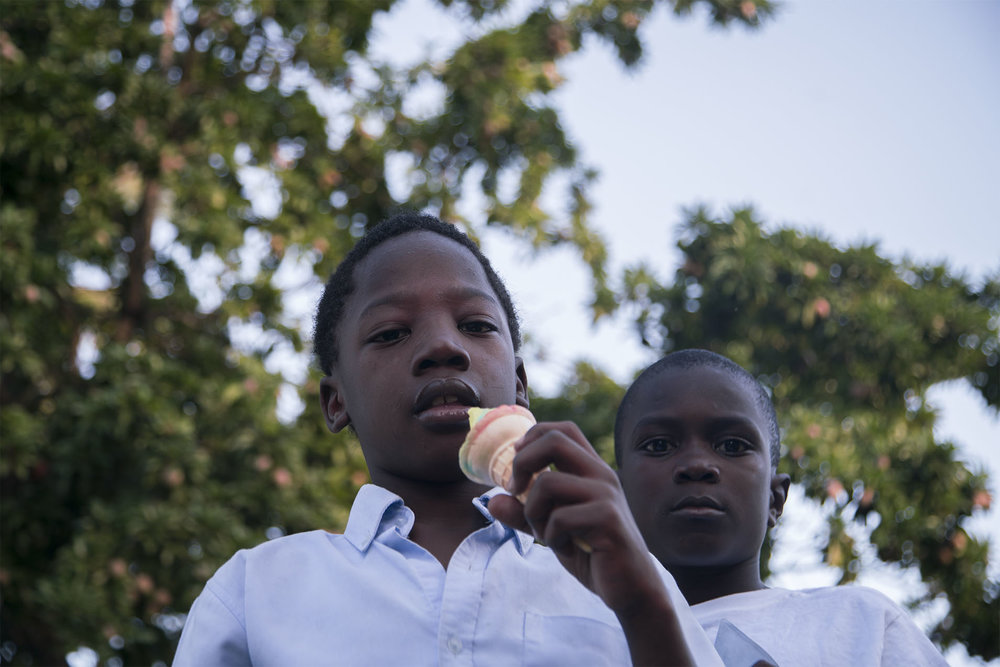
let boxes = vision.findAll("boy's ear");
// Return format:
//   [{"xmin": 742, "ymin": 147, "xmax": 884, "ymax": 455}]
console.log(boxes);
[
  {"xmin": 768, "ymin": 472, "xmax": 791, "ymax": 528},
  {"xmin": 514, "ymin": 356, "xmax": 529, "ymax": 408},
  {"xmin": 319, "ymin": 376, "xmax": 351, "ymax": 433}
]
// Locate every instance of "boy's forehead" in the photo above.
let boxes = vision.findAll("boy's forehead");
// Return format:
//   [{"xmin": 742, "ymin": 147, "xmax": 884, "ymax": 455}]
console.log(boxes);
[
  {"xmin": 642, "ymin": 365, "xmax": 726, "ymax": 394},
  {"xmin": 629, "ymin": 365, "xmax": 761, "ymax": 421},
  {"xmin": 346, "ymin": 230, "xmax": 499, "ymax": 314},
  {"xmin": 356, "ymin": 231, "xmax": 479, "ymax": 279}
]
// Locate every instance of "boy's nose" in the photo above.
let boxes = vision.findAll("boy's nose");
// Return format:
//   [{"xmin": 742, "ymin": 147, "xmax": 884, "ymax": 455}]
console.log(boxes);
[
  {"xmin": 413, "ymin": 327, "xmax": 471, "ymax": 374},
  {"xmin": 673, "ymin": 451, "xmax": 720, "ymax": 483}
]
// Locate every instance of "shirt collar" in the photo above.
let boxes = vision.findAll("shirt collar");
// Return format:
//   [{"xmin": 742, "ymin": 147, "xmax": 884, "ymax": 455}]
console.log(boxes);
[
  {"xmin": 344, "ymin": 484, "xmax": 413, "ymax": 552},
  {"xmin": 474, "ymin": 487, "xmax": 536, "ymax": 555},
  {"xmin": 345, "ymin": 484, "xmax": 534, "ymax": 555}
]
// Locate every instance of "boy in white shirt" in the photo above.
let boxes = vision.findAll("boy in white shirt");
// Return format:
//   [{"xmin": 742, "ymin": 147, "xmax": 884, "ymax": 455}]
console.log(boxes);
[
  {"xmin": 173, "ymin": 213, "xmax": 720, "ymax": 665},
  {"xmin": 614, "ymin": 349, "xmax": 948, "ymax": 666}
]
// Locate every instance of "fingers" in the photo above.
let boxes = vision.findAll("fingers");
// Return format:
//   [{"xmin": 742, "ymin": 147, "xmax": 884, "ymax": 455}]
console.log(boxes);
[
  {"xmin": 541, "ymin": 500, "xmax": 613, "ymax": 556},
  {"xmin": 486, "ymin": 493, "xmax": 531, "ymax": 534},
  {"xmin": 487, "ymin": 468, "xmax": 612, "ymax": 543},
  {"xmin": 488, "ymin": 488, "xmax": 596, "ymax": 554},
  {"xmin": 508, "ymin": 423, "xmax": 624, "ymax": 552},
  {"xmin": 486, "ymin": 423, "xmax": 620, "ymax": 547},
  {"xmin": 508, "ymin": 422, "xmax": 614, "ymax": 497},
  {"xmin": 490, "ymin": 421, "xmax": 633, "ymax": 558},
  {"xmin": 521, "ymin": 469, "xmax": 624, "ymax": 550}
]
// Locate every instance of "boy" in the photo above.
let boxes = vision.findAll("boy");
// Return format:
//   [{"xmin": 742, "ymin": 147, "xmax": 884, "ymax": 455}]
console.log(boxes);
[
  {"xmin": 614, "ymin": 349, "xmax": 948, "ymax": 665},
  {"xmin": 173, "ymin": 213, "xmax": 721, "ymax": 665}
]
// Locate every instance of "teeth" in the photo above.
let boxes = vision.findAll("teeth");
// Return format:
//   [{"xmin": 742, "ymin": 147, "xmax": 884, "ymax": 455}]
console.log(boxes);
[{"xmin": 430, "ymin": 395, "xmax": 460, "ymax": 407}]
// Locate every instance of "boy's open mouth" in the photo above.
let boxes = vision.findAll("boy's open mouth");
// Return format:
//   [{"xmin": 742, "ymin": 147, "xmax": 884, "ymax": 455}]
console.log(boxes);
[{"xmin": 413, "ymin": 378, "xmax": 480, "ymax": 428}]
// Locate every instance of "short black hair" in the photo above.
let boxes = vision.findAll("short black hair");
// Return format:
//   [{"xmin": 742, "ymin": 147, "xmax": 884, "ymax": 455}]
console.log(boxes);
[
  {"xmin": 313, "ymin": 211, "xmax": 521, "ymax": 376},
  {"xmin": 613, "ymin": 349, "xmax": 781, "ymax": 467}
]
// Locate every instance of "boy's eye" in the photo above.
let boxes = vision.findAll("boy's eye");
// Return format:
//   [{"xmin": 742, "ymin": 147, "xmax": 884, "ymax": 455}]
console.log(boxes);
[
  {"xmin": 368, "ymin": 328, "xmax": 408, "ymax": 344},
  {"xmin": 636, "ymin": 437, "xmax": 676, "ymax": 455},
  {"xmin": 460, "ymin": 320, "xmax": 499, "ymax": 335},
  {"xmin": 716, "ymin": 438, "xmax": 752, "ymax": 455}
]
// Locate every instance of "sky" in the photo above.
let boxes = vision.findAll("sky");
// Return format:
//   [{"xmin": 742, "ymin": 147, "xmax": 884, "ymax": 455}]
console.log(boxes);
[{"xmin": 370, "ymin": 2, "xmax": 999, "ymax": 664}]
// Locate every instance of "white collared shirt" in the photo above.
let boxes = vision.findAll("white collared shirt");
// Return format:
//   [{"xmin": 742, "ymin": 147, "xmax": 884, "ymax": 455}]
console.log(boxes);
[
  {"xmin": 174, "ymin": 484, "xmax": 720, "ymax": 666},
  {"xmin": 693, "ymin": 586, "xmax": 948, "ymax": 666}
]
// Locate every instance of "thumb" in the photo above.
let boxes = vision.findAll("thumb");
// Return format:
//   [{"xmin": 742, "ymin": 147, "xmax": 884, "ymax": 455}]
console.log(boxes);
[{"xmin": 487, "ymin": 494, "xmax": 530, "ymax": 533}]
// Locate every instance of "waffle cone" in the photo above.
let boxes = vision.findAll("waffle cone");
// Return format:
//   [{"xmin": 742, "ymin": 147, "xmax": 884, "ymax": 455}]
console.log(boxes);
[{"xmin": 459, "ymin": 405, "xmax": 535, "ymax": 498}]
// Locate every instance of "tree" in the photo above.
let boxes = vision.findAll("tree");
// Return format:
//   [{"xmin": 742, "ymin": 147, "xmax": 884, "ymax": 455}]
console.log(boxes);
[
  {"xmin": 0, "ymin": 1, "xmax": 772, "ymax": 664},
  {"xmin": 618, "ymin": 206, "xmax": 999, "ymax": 659},
  {"xmin": 530, "ymin": 360, "xmax": 626, "ymax": 463}
]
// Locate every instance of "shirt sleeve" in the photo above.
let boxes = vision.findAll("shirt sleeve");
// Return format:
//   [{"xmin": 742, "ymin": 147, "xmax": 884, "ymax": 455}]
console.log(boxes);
[
  {"xmin": 881, "ymin": 604, "xmax": 949, "ymax": 667},
  {"xmin": 651, "ymin": 555, "xmax": 725, "ymax": 666},
  {"xmin": 172, "ymin": 554, "xmax": 251, "ymax": 667}
]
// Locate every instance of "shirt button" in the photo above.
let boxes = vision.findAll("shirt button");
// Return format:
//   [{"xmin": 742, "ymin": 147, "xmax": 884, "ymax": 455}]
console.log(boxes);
[{"xmin": 447, "ymin": 637, "xmax": 463, "ymax": 655}]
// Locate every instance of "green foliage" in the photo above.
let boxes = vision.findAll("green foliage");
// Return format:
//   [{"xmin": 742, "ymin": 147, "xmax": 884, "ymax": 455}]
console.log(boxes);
[
  {"xmin": 0, "ymin": 0, "xmax": 775, "ymax": 664},
  {"xmin": 618, "ymin": 207, "xmax": 999, "ymax": 659},
  {"xmin": 530, "ymin": 361, "xmax": 627, "ymax": 462}
]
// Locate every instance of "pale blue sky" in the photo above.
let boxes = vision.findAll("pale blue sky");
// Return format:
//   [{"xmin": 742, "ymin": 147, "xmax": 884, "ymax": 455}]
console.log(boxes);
[{"xmin": 549, "ymin": 0, "xmax": 999, "ymax": 276}]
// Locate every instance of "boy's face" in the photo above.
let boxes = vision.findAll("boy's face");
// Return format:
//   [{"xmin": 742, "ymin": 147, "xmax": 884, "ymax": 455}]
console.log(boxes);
[
  {"xmin": 320, "ymin": 231, "xmax": 527, "ymax": 485},
  {"xmin": 617, "ymin": 366, "xmax": 788, "ymax": 573}
]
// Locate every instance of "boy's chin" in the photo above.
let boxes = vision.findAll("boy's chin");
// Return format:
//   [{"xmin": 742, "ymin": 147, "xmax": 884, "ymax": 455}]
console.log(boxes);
[{"xmin": 656, "ymin": 542, "xmax": 744, "ymax": 570}]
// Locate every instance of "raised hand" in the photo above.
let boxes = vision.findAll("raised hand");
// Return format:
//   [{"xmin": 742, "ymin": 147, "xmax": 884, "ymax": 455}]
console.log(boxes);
[{"xmin": 487, "ymin": 422, "xmax": 699, "ymax": 666}]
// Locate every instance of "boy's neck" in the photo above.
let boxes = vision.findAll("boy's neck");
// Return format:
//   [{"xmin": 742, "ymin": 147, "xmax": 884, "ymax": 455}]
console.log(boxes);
[
  {"xmin": 377, "ymin": 476, "xmax": 493, "ymax": 568},
  {"xmin": 669, "ymin": 558, "xmax": 765, "ymax": 606}
]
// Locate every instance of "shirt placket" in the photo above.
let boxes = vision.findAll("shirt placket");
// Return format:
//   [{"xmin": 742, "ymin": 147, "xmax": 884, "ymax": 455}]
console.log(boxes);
[{"xmin": 437, "ymin": 526, "xmax": 499, "ymax": 666}]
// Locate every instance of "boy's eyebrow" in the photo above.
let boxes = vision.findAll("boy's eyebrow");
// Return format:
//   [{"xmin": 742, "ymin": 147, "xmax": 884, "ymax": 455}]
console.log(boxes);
[
  {"xmin": 358, "ymin": 286, "xmax": 500, "ymax": 319},
  {"xmin": 707, "ymin": 416, "xmax": 764, "ymax": 437},
  {"xmin": 630, "ymin": 414, "xmax": 763, "ymax": 438}
]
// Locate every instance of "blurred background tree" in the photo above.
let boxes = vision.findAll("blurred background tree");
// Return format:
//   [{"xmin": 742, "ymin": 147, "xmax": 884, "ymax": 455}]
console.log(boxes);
[{"xmin": 0, "ymin": 0, "xmax": 774, "ymax": 664}]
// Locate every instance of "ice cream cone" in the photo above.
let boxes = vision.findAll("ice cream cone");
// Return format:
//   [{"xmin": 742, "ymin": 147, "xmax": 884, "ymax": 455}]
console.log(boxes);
[{"xmin": 459, "ymin": 405, "xmax": 535, "ymax": 500}]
